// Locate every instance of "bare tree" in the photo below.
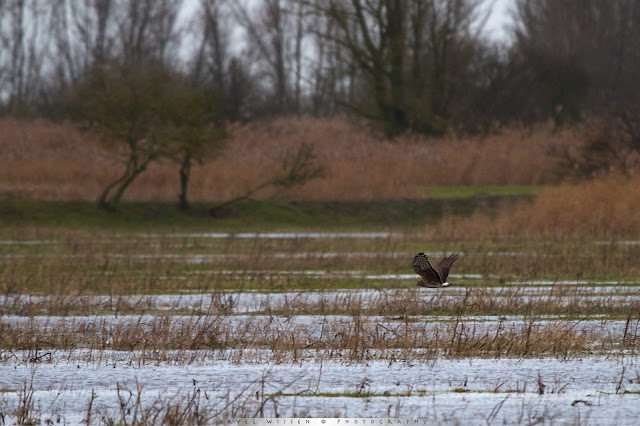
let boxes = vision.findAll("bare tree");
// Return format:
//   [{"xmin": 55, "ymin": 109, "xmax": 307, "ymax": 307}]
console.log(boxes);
[
  {"xmin": 69, "ymin": 61, "xmax": 226, "ymax": 210},
  {"xmin": 48, "ymin": 0, "xmax": 115, "ymax": 88},
  {"xmin": 512, "ymin": 0, "xmax": 640, "ymax": 121},
  {"xmin": 113, "ymin": 0, "xmax": 184, "ymax": 66},
  {"xmin": 160, "ymin": 78, "xmax": 227, "ymax": 210},
  {"xmin": 209, "ymin": 142, "xmax": 325, "ymax": 216},
  {"xmin": 69, "ymin": 62, "xmax": 168, "ymax": 209},
  {"xmin": 192, "ymin": 0, "xmax": 230, "ymax": 91},
  {"xmin": 47, "ymin": 0, "xmax": 182, "ymax": 90},
  {"xmin": 513, "ymin": 0, "xmax": 640, "ymax": 176},
  {"xmin": 306, "ymin": 11, "xmax": 339, "ymax": 115},
  {"xmin": 420, "ymin": 1, "xmax": 487, "ymax": 131},
  {"xmin": 42, "ymin": 0, "xmax": 183, "ymax": 118},
  {"xmin": 0, "ymin": 0, "xmax": 51, "ymax": 114},
  {"xmin": 189, "ymin": 0, "xmax": 257, "ymax": 121},
  {"xmin": 305, "ymin": 0, "xmax": 408, "ymax": 135},
  {"xmin": 306, "ymin": 0, "xmax": 488, "ymax": 136},
  {"xmin": 231, "ymin": 0, "xmax": 309, "ymax": 114}
]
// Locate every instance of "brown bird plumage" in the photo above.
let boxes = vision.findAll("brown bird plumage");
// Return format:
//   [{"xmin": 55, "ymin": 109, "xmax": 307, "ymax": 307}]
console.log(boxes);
[{"xmin": 413, "ymin": 252, "xmax": 459, "ymax": 288}]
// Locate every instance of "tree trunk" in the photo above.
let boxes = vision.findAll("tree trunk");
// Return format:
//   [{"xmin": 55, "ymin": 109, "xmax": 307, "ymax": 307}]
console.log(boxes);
[
  {"xmin": 387, "ymin": 0, "xmax": 407, "ymax": 133},
  {"xmin": 178, "ymin": 152, "xmax": 192, "ymax": 210},
  {"xmin": 98, "ymin": 155, "xmax": 152, "ymax": 210},
  {"xmin": 110, "ymin": 159, "xmax": 151, "ymax": 205}
]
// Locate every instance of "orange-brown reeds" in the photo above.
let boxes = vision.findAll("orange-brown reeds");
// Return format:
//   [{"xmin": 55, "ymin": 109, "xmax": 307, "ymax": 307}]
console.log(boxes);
[
  {"xmin": 0, "ymin": 116, "xmax": 573, "ymax": 201},
  {"xmin": 433, "ymin": 173, "xmax": 640, "ymax": 239}
]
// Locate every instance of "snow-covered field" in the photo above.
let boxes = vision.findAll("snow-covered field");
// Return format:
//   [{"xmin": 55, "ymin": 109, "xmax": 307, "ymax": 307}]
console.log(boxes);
[
  {"xmin": 3, "ymin": 283, "xmax": 639, "ymax": 315},
  {"xmin": 1, "ymin": 352, "xmax": 639, "ymax": 423},
  {"xmin": 2, "ymin": 230, "xmax": 640, "ymax": 424},
  {"xmin": 0, "ymin": 313, "xmax": 635, "ymax": 343}
]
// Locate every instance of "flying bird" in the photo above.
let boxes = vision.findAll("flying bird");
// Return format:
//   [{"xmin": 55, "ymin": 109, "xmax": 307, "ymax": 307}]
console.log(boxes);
[{"xmin": 413, "ymin": 252, "xmax": 459, "ymax": 288}]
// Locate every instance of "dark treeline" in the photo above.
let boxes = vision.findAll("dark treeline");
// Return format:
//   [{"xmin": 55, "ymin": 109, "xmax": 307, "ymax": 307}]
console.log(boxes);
[
  {"xmin": 1, "ymin": 0, "xmax": 640, "ymax": 207},
  {"xmin": 1, "ymin": 0, "xmax": 639, "ymax": 134}
]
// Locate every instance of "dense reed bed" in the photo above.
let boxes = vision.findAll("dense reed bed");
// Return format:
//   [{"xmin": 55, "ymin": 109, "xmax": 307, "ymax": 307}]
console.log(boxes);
[
  {"xmin": 0, "ymin": 116, "xmax": 574, "ymax": 201},
  {"xmin": 433, "ymin": 173, "xmax": 640, "ymax": 239}
]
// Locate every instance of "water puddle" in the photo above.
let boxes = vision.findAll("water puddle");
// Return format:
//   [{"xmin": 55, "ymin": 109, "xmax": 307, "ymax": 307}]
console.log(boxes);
[
  {"xmin": 595, "ymin": 240, "xmax": 640, "ymax": 245},
  {"xmin": 507, "ymin": 279, "xmax": 636, "ymax": 286},
  {"xmin": 137, "ymin": 231, "xmax": 397, "ymax": 239},
  {"xmin": 106, "ymin": 251, "xmax": 411, "ymax": 264},
  {"xmin": 185, "ymin": 269, "xmax": 483, "ymax": 281},
  {"xmin": 0, "ymin": 240, "xmax": 56, "ymax": 245}
]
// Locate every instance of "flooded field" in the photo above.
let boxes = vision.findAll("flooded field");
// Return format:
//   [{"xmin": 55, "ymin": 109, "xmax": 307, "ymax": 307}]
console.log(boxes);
[
  {"xmin": 1, "ymin": 229, "xmax": 639, "ymax": 423},
  {"xmin": 1, "ymin": 354, "xmax": 639, "ymax": 423}
]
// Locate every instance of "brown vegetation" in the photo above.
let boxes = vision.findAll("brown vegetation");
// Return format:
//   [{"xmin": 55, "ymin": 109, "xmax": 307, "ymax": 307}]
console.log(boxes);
[
  {"xmin": 1, "ymin": 309, "xmax": 635, "ymax": 360},
  {"xmin": 2, "ymin": 286, "xmax": 639, "ymax": 319},
  {"xmin": 434, "ymin": 173, "xmax": 640, "ymax": 239},
  {"xmin": 0, "ymin": 116, "xmax": 575, "ymax": 201},
  {"xmin": 2, "ymin": 114, "xmax": 639, "ymax": 238}
]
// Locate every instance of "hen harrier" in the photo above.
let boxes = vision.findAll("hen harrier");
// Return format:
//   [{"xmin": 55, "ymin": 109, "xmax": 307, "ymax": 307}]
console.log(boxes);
[{"xmin": 413, "ymin": 252, "xmax": 459, "ymax": 288}]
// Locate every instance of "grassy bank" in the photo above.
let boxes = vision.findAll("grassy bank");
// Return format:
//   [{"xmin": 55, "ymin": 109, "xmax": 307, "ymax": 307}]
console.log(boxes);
[{"xmin": 0, "ymin": 194, "xmax": 531, "ymax": 230}]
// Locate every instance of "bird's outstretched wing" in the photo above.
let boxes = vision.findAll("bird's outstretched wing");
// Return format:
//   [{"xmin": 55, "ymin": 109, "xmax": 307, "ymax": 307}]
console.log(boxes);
[
  {"xmin": 413, "ymin": 252, "xmax": 442, "ymax": 285},
  {"xmin": 436, "ymin": 254, "xmax": 459, "ymax": 282}
]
